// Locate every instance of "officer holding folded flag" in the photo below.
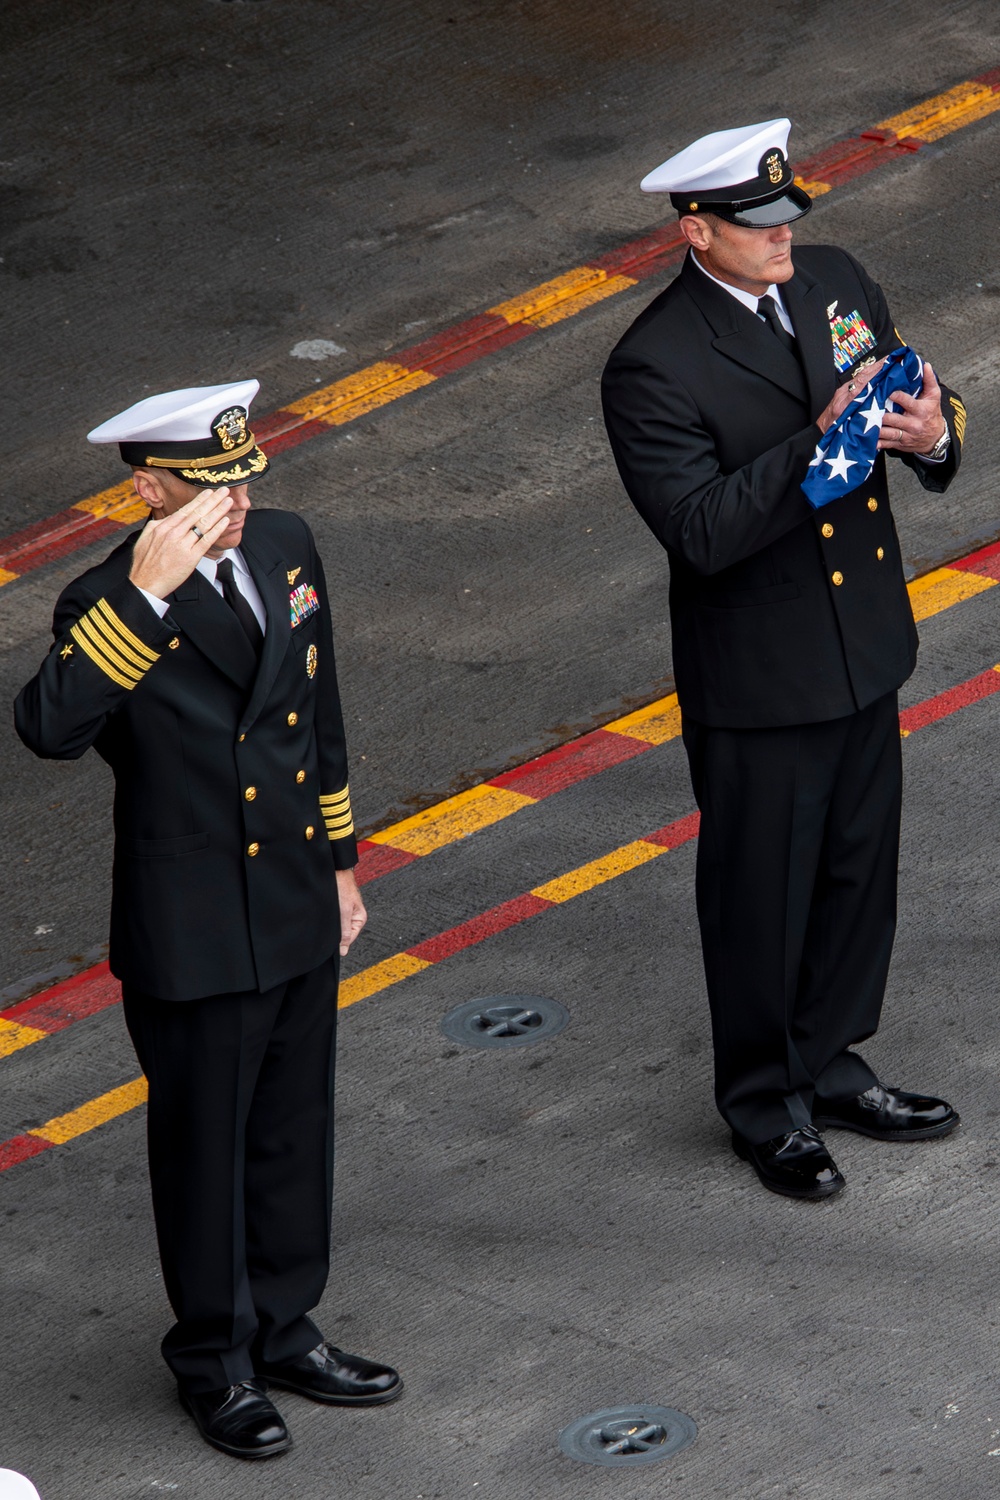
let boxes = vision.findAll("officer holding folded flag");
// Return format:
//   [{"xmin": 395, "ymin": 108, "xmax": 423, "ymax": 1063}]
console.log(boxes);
[{"xmin": 602, "ymin": 119, "xmax": 966, "ymax": 1200}]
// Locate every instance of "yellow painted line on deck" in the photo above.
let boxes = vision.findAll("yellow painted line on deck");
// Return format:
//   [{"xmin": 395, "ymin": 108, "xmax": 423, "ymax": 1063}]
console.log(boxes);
[
  {"xmin": 27, "ymin": 1077, "xmax": 148, "ymax": 1146},
  {"xmin": 907, "ymin": 566, "xmax": 996, "ymax": 623},
  {"xmin": 524, "ymin": 274, "xmax": 638, "ymax": 329},
  {"xmin": 368, "ymin": 783, "xmax": 536, "ymax": 856},
  {"xmin": 604, "ymin": 693, "xmax": 683, "ymax": 745},
  {"xmin": 338, "ymin": 953, "xmax": 432, "ymax": 1009},
  {"xmin": 72, "ymin": 481, "xmax": 150, "ymax": 525},
  {"xmin": 488, "ymin": 267, "xmax": 612, "ymax": 325},
  {"xmin": 531, "ymin": 837, "xmax": 665, "ymax": 904},
  {"xmin": 878, "ymin": 80, "xmax": 1000, "ymax": 143},
  {"xmin": 0, "ymin": 1017, "xmax": 50, "ymax": 1059},
  {"xmin": 284, "ymin": 361, "xmax": 436, "ymax": 427}
]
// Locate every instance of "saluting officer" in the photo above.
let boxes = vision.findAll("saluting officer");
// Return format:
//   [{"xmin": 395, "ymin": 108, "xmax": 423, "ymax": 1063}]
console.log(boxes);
[
  {"xmin": 602, "ymin": 121, "xmax": 966, "ymax": 1200},
  {"xmin": 15, "ymin": 382, "xmax": 401, "ymax": 1459}
]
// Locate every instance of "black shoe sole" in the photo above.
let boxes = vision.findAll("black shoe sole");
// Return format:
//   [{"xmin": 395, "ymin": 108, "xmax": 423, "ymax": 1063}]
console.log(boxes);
[
  {"xmin": 732, "ymin": 1135, "xmax": 846, "ymax": 1200},
  {"xmin": 179, "ymin": 1392, "xmax": 292, "ymax": 1459},
  {"xmin": 812, "ymin": 1112, "xmax": 960, "ymax": 1142},
  {"xmin": 261, "ymin": 1374, "xmax": 404, "ymax": 1407}
]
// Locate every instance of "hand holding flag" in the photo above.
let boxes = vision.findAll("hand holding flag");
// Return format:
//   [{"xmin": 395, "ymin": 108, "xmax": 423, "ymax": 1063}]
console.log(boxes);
[{"xmin": 801, "ymin": 346, "xmax": 928, "ymax": 509}]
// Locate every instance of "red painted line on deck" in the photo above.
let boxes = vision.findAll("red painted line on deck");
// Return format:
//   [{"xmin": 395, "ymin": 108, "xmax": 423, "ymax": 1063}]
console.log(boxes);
[
  {"xmin": 0, "ymin": 1134, "xmax": 53, "ymax": 1172},
  {"xmin": 491, "ymin": 728, "xmax": 651, "ymax": 798},
  {"xmin": 407, "ymin": 892, "xmax": 554, "ymax": 964},
  {"xmin": 2, "ymin": 961, "xmax": 121, "ymax": 1032},
  {"xmin": 898, "ymin": 667, "xmax": 1000, "ymax": 735},
  {"xmin": 949, "ymin": 538, "xmax": 1000, "ymax": 581}
]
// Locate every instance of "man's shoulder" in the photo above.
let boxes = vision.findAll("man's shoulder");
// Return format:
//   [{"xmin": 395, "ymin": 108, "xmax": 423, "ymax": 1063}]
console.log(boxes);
[
  {"xmin": 792, "ymin": 242, "xmax": 872, "ymax": 288},
  {"xmin": 604, "ymin": 275, "xmax": 699, "ymax": 370},
  {"xmin": 243, "ymin": 507, "xmax": 313, "ymax": 549},
  {"xmin": 61, "ymin": 533, "xmax": 137, "ymax": 604}
]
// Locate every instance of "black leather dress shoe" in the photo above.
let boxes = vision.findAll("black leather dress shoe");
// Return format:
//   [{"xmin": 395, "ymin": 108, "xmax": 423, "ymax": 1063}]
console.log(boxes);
[
  {"xmin": 814, "ymin": 1082, "xmax": 959, "ymax": 1140},
  {"xmin": 179, "ymin": 1379, "xmax": 290, "ymax": 1459},
  {"xmin": 733, "ymin": 1125, "xmax": 846, "ymax": 1200},
  {"xmin": 258, "ymin": 1343, "xmax": 403, "ymax": 1406}
]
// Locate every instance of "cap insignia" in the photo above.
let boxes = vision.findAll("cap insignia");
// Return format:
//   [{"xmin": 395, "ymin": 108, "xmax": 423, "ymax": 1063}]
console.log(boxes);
[
  {"xmin": 764, "ymin": 151, "xmax": 784, "ymax": 185},
  {"xmin": 212, "ymin": 406, "xmax": 249, "ymax": 452}
]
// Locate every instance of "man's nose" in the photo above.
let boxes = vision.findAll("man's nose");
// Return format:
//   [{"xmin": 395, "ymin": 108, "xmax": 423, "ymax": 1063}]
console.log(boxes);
[{"xmin": 229, "ymin": 486, "xmax": 251, "ymax": 510}]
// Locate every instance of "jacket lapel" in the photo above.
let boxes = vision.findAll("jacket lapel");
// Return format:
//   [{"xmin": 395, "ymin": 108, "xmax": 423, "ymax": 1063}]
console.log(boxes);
[
  {"xmin": 165, "ymin": 570, "xmax": 257, "ymax": 691},
  {"xmin": 680, "ymin": 253, "xmax": 807, "ymax": 402},
  {"xmin": 782, "ymin": 266, "xmax": 838, "ymax": 419},
  {"xmin": 239, "ymin": 522, "xmax": 292, "ymax": 731}
]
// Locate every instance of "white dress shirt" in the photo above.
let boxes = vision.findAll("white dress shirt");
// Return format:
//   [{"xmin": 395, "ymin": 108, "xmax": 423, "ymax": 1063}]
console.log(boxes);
[
  {"xmin": 139, "ymin": 547, "xmax": 268, "ymax": 633},
  {"xmin": 690, "ymin": 250, "xmax": 795, "ymax": 335}
]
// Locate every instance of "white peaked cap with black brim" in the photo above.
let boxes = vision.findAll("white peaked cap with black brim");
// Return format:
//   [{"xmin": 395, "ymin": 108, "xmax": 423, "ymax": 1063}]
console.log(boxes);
[
  {"xmin": 87, "ymin": 380, "xmax": 270, "ymax": 485},
  {"xmin": 640, "ymin": 118, "xmax": 812, "ymax": 227}
]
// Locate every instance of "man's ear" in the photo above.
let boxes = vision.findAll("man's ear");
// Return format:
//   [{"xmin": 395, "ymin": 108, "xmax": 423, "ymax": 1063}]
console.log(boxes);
[
  {"xmin": 131, "ymin": 467, "xmax": 167, "ymax": 512},
  {"xmin": 678, "ymin": 214, "xmax": 713, "ymax": 252}
]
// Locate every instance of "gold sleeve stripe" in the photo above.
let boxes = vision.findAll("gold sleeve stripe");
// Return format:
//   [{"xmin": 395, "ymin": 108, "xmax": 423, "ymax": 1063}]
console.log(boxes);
[
  {"xmin": 86, "ymin": 608, "xmax": 156, "ymax": 673},
  {"xmin": 319, "ymin": 788, "xmax": 351, "ymax": 808},
  {"xmin": 324, "ymin": 811, "xmax": 355, "ymax": 830},
  {"xmin": 75, "ymin": 616, "xmax": 144, "ymax": 683},
  {"xmin": 949, "ymin": 396, "xmax": 966, "ymax": 443},
  {"xmin": 94, "ymin": 598, "xmax": 160, "ymax": 663},
  {"xmin": 70, "ymin": 622, "xmax": 139, "ymax": 690},
  {"xmin": 326, "ymin": 818, "xmax": 355, "ymax": 841}
]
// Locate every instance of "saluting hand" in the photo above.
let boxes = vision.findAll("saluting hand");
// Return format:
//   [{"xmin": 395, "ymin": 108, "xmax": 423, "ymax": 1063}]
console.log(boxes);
[
  {"xmin": 129, "ymin": 488, "xmax": 235, "ymax": 600},
  {"xmin": 877, "ymin": 361, "xmax": 947, "ymax": 455},
  {"xmin": 336, "ymin": 868, "xmax": 368, "ymax": 958}
]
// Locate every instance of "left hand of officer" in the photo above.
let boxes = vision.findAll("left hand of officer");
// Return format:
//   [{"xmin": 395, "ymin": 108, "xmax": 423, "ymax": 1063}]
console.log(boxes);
[
  {"xmin": 336, "ymin": 868, "xmax": 368, "ymax": 957},
  {"xmin": 878, "ymin": 361, "xmax": 946, "ymax": 455}
]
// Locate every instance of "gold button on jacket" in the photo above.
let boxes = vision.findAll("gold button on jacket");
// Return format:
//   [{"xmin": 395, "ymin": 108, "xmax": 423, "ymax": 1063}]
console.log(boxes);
[
  {"xmin": 821, "ymin": 523, "xmax": 834, "ymax": 539},
  {"xmin": 832, "ymin": 571, "xmax": 844, "ymax": 586},
  {"xmin": 247, "ymin": 842, "xmax": 260, "ymax": 857},
  {"xmin": 305, "ymin": 825, "xmax": 315, "ymax": 840},
  {"xmin": 287, "ymin": 712, "xmax": 298, "ymax": 726},
  {"xmin": 245, "ymin": 786, "xmax": 256, "ymax": 801},
  {"xmin": 868, "ymin": 497, "xmax": 878, "ymax": 511},
  {"xmin": 296, "ymin": 769, "xmax": 306, "ymax": 784},
  {"xmin": 876, "ymin": 547, "xmax": 884, "ymax": 561}
]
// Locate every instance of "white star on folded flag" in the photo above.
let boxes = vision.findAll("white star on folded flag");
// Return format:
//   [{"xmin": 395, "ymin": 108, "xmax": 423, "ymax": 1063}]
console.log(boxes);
[
  {"xmin": 858, "ymin": 397, "xmax": 884, "ymax": 434},
  {"xmin": 823, "ymin": 447, "xmax": 857, "ymax": 483}
]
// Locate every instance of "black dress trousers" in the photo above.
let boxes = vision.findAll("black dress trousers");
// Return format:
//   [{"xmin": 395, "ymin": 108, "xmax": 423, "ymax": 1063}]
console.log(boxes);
[
  {"xmin": 682, "ymin": 691, "xmax": 902, "ymax": 1143},
  {"xmin": 122, "ymin": 955, "xmax": 339, "ymax": 1393}
]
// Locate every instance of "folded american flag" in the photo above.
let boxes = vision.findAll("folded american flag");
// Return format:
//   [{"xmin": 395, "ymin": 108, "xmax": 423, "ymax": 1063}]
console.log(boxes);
[{"xmin": 801, "ymin": 346, "xmax": 923, "ymax": 508}]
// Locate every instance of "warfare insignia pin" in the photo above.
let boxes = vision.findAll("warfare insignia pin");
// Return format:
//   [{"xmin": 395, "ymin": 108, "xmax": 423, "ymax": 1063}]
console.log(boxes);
[
  {"xmin": 828, "ymin": 307, "xmax": 877, "ymax": 375},
  {"xmin": 287, "ymin": 567, "xmax": 301, "ymax": 585},
  {"xmin": 306, "ymin": 644, "xmax": 318, "ymax": 678},
  {"xmin": 212, "ymin": 406, "xmax": 249, "ymax": 452}
]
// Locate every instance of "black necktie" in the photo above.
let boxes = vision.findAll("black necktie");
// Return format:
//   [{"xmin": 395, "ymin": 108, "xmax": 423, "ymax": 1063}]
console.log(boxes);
[
  {"xmin": 756, "ymin": 294, "xmax": 797, "ymax": 354},
  {"xmin": 215, "ymin": 557, "xmax": 264, "ymax": 657}
]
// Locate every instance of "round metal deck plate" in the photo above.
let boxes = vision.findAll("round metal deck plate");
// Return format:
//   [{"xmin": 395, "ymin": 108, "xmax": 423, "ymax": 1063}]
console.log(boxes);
[
  {"xmin": 440, "ymin": 994, "xmax": 569, "ymax": 1048},
  {"xmin": 558, "ymin": 1405, "xmax": 697, "ymax": 1467}
]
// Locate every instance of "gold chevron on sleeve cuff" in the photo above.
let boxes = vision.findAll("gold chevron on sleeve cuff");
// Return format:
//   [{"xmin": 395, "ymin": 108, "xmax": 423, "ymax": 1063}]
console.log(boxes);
[
  {"xmin": 319, "ymin": 786, "xmax": 355, "ymax": 839},
  {"xmin": 69, "ymin": 598, "xmax": 161, "ymax": 690},
  {"xmin": 949, "ymin": 396, "xmax": 967, "ymax": 445}
]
